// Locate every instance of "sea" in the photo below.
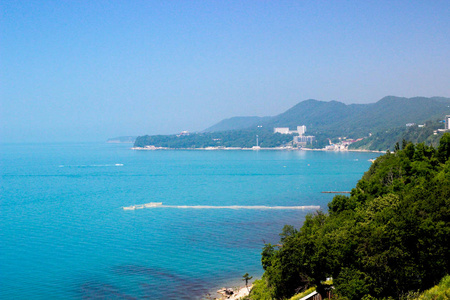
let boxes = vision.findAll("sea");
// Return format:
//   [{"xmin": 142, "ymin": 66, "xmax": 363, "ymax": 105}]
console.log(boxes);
[{"xmin": 0, "ymin": 142, "xmax": 381, "ymax": 299}]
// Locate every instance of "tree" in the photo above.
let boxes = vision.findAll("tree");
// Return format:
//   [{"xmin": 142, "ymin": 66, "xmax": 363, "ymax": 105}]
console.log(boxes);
[
  {"xmin": 261, "ymin": 244, "xmax": 276, "ymax": 270},
  {"xmin": 437, "ymin": 132, "xmax": 450, "ymax": 163},
  {"xmin": 279, "ymin": 225, "xmax": 297, "ymax": 243},
  {"xmin": 243, "ymin": 273, "xmax": 253, "ymax": 292}
]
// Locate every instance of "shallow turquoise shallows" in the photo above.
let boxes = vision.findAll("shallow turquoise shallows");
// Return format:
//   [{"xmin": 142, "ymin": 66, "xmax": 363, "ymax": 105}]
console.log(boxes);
[{"xmin": 0, "ymin": 143, "xmax": 381, "ymax": 299}]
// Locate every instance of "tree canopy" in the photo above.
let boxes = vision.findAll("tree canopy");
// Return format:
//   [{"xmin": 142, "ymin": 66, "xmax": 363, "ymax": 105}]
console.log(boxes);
[{"xmin": 253, "ymin": 133, "xmax": 450, "ymax": 299}]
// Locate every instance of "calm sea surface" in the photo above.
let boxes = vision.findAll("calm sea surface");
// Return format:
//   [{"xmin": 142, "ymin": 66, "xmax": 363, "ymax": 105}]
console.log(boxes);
[{"xmin": 0, "ymin": 143, "xmax": 380, "ymax": 299}]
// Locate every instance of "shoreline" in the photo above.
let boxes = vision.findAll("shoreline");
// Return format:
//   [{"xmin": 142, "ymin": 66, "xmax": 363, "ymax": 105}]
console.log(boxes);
[
  {"xmin": 209, "ymin": 284, "xmax": 253, "ymax": 300},
  {"xmin": 131, "ymin": 146, "xmax": 385, "ymax": 154}
]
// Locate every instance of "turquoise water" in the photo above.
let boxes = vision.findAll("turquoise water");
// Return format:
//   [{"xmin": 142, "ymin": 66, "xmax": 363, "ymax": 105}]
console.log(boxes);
[{"xmin": 0, "ymin": 143, "xmax": 380, "ymax": 299}]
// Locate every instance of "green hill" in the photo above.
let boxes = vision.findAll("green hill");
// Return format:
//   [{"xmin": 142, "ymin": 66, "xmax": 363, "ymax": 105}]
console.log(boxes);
[
  {"xmin": 204, "ymin": 96, "xmax": 450, "ymax": 138},
  {"xmin": 134, "ymin": 96, "xmax": 450, "ymax": 149}
]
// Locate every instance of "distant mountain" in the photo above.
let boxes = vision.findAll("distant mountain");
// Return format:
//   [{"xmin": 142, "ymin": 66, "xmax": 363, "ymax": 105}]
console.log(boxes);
[
  {"xmin": 134, "ymin": 96, "xmax": 450, "ymax": 149},
  {"xmin": 203, "ymin": 116, "xmax": 271, "ymax": 132},
  {"xmin": 203, "ymin": 96, "xmax": 450, "ymax": 138},
  {"xmin": 264, "ymin": 99, "xmax": 364, "ymax": 134}
]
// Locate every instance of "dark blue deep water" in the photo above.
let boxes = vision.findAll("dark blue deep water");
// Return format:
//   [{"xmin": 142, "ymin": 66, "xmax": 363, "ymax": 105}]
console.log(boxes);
[{"xmin": 0, "ymin": 143, "xmax": 380, "ymax": 299}]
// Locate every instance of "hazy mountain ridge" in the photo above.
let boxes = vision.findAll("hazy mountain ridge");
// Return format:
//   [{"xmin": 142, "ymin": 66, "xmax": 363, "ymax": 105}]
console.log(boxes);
[{"xmin": 204, "ymin": 96, "xmax": 450, "ymax": 137}]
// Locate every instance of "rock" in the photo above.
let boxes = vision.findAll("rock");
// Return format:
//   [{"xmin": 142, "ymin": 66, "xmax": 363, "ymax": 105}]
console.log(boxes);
[{"xmin": 217, "ymin": 287, "xmax": 234, "ymax": 297}]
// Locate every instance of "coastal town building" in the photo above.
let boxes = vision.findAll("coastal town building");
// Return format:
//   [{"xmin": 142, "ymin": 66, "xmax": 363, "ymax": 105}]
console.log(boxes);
[
  {"xmin": 446, "ymin": 115, "xmax": 450, "ymax": 130},
  {"xmin": 294, "ymin": 135, "xmax": 316, "ymax": 146},
  {"xmin": 274, "ymin": 127, "xmax": 290, "ymax": 134},
  {"xmin": 273, "ymin": 125, "xmax": 316, "ymax": 146},
  {"xmin": 274, "ymin": 125, "xmax": 308, "ymax": 135},
  {"xmin": 297, "ymin": 125, "xmax": 306, "ymax": 136}
]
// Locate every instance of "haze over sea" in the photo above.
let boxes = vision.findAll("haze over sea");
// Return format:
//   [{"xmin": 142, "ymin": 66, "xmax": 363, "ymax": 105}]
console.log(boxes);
[{"xmin": 1, "ymin": 143, "xmax": 380, "ymax": 299}]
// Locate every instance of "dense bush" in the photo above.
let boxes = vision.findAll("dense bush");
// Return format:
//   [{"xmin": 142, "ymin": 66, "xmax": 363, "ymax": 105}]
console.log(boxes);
[{"xmin": 253, "ymin": 133, "xmax": 450, "ymax": 299}]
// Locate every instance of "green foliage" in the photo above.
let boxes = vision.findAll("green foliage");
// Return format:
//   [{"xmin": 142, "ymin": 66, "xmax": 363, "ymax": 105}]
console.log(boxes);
[
  {"xmin": 417, "ymin": 275, "xmax": 450, "ymax": 300},
  {"xmin": 258, "ymin": 134, "xmax": 450, "ymax": 299},
  {"xmin": 437, "ymin": 132, "xmax": 450, "ymax": 163},
  {"xmin": 327, "ymin": 195, "xmax": 356, "ymax": 215},
  {"xmin": 261, "ymin": 244, "xmax": 276, "ymax": 271},
  {"xmin": 288, "ymin": 287, "xmax": 316, "ymax": 300},
  {"xmin": 279, "ymin": 225, "xmax": 298, "ymax": 244},
  {"xmin": 246, "ymin": 276, "xmax": 275, "ymax": 300},
  {"xmin": 334, "ymin": 268, "xmax": 371, "ymax": 300}
]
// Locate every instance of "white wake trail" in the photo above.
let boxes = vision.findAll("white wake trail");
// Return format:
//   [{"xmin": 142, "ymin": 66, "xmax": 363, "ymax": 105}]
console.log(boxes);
[{"xmin": 159, "ymin": 205, "xmax": 320, "ymax": 210}]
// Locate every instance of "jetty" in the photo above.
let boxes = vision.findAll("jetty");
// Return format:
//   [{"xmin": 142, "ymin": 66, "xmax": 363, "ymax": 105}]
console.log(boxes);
[{"xmin": 321, "ymin": 191, "xmax": 351, "ymax": 194}]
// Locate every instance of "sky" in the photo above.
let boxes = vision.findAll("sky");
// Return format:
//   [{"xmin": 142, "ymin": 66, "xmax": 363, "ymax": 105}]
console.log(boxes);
[{"xmin": 1, "ymin": 1, "xmax": 449, "ymax": 142}]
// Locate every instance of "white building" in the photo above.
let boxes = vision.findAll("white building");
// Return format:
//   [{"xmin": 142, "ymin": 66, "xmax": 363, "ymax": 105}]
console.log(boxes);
[
  {"xmin": 274, "ymin": 127, "xmax": 290, "ymax": 134},
  {"xmin": 297, "ymin": 125, "xmax": 306, "ymax": 136},
  {"xmin": 274, "ymin": 125, "xmax": 307, "ymax": 135},
  {"xmin": 446, "ymin": 115, "xmax": 450, "ymax": 130}
]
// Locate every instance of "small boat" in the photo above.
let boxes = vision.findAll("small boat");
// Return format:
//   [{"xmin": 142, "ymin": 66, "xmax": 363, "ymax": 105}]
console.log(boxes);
[
  {"xmin": 123, "ymin": 206, "xmax": 136, "ymax": 210},
  {"xmin": 135, "ymin": 205, "xmax": 145, "ymax": 209}
]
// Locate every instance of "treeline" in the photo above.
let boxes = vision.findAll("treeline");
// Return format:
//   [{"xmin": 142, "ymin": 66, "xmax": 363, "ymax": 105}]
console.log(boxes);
[
  {"xmin": 134, "ymin": 130, "xmax": 302, "ymax": 148},
  {"xmin": 248, "ymin": 133, "xmax": 450, "ymax": 300}
]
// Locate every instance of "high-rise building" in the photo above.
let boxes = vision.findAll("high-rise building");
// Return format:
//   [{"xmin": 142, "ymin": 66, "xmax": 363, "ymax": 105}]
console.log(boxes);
[
  {"xmin": 297, "ymin": 125, "xmax": 306, "ymax": 136},
  {"xmin": 446, "ymin": 115, "xmax": 450, "ymax": 130}
]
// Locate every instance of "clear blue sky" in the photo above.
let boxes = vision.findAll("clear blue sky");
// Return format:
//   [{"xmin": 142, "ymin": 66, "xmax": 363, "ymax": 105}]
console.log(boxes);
[{"xmin": 1, "ymin": 1, "xmax": 449, "ymax": 142}]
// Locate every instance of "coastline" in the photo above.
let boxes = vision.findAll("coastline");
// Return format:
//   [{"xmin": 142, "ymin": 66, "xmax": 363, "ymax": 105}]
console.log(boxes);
[
  {"xmin": 131, "ymin": 146, "xmax": 386, "ymax": 154},
  {"xmin": 208, "ymin": 284, "xmax": 253, "ymax": 300}
]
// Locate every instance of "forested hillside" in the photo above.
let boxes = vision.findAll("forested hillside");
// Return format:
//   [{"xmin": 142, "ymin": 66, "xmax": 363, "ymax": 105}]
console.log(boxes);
[
  {"xmin": 204, "ymin": 96, "xmax": 450, "ymax": 138},
  {"xmin": 248, "ymin": 134, "xmax": 450, "ymax": 300},
  {"xmin": 349, "ymin": 120, "xmax": 445, "ymax": 151}
]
